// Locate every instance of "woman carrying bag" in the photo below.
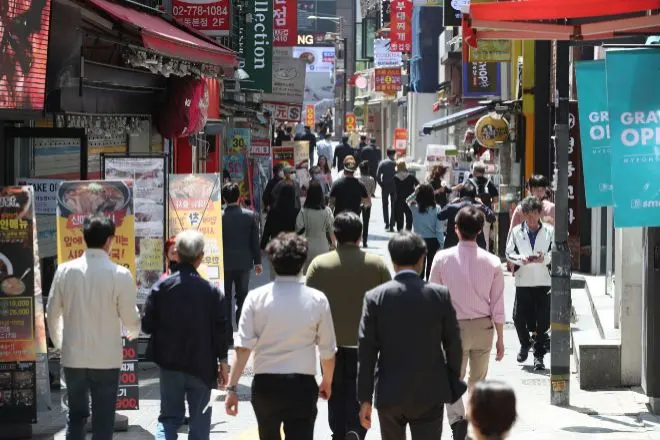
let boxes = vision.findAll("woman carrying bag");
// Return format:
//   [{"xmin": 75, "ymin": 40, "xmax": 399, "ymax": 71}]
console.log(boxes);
[{"xmin": 296, "ymin": 181, "xmax": 336, "ymax": 274}]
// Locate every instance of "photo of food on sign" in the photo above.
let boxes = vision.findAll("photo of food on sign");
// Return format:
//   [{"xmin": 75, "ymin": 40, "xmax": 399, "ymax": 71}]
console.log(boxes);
[
  {"xmin": 0, "ymin": 187, "xmax": 34, "ymax": 301},
  {"xmin": 169, "ymin": 174, "xmax": 219, "ymax": 201},
  {"xmin": 57, "ymin": 181, "xmax": 131, "ymax": 216}
]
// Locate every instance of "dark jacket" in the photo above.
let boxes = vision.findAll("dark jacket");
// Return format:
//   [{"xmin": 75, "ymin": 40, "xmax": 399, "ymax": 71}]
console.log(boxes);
[
  {"xmin": 263, "ymin": 176, "xmax": 282, "ymax": 211},
  {"xmin": 222, "ymin": 205, "xmax": 261, "ymax": 272},
  {"xmin": 358, "ymin": 272, "xmax": 462, "ymax": 408},
  {"xmin": 359, "ymin": 146, "xmax": 381, "ymax": 178},
  {"xmin": 261, "ymin": 207, "xmax": 299, "ymax": 249},
  {"xmin": 376, "ymin": 158, "xmax": 396, "ymax": 192},
  {"xmin": 439, "ymin": 199, "xmax": 496, "ymax": 249},
  {"xmin": 333, "ymin": 143, "xmax": 355, "ymax": 171},
  {"xmin": 142, "ymin": 265, "xmax": 229, "ymax": 387}
]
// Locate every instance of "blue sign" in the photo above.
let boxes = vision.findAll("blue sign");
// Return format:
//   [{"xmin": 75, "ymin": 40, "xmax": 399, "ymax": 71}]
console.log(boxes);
[
  {"xmin": 606, "ymin": 49, "xmax": 660, "ymax": 228},
  {"xmin": 575, "ymin": 61, "xmax": 613, "ymax": 208},
  {"xmin": 225, "ymin": 154, "xmax": 245, "ymax": 181}
]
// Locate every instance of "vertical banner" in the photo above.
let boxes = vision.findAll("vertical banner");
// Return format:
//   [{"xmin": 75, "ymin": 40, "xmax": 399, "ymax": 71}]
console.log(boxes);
[
  {"xmin": 568, "ymin": 102, "xmax": 583, "ymax": 270},
  {"xmin": 55, "ymin": 181, "xmax": 138, "ymax": 409},
  {"xmin": 574, "ymin": 60, "xmax": 613, "ymax": 208},
  {"xmin": 273, "ymin": 0, "xmax": 297, "ymax": 46},
  {"xmin": 227, "ymin": 128, "xmax": 252, "ymax": 202},
  {"xmin": 390, "ymin": 0, "xmax": 412, "ymax": 52},
  {"xmin": 462, "ymin": 62, "xmax": 501, "ymax": 98},
  {"xmin": 245, "ymin": 0, "xmax": 274, "ymax": 92},
  {"xmin": 394, "ymin": 128, "xmax": 408, "ymax": 155},
  {"xmin": 345, "ymin": 113, "xmax": 357, "ymax": 132},
  {"xmin": 0, "ymin": 187, "xmax": 37, "ymax": 423},
  {"xmin": 168, "ymin": 175, "xmax": 224, "ymax": 287},
  {"xmin": 171, "ymin": 0, "xmax": 231, "ymax": 36},
  {"xmin": 103, "ymin": 157, "xmax": 167, "ymax": 305},
  {"xmin": 305, "ymin": 105, "xmax": 316, "ymax": 127}
]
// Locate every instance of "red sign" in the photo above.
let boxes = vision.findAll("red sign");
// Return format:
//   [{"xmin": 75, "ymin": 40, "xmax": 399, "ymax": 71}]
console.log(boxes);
[
  {"xmin": 249, "ymin": 138, "xmax": 271, "ymax": 157},
  {"xmin": 273, "ymin": 0, "xmax": 297, "ymax": 46},
  {"xmin": 171, "ymin": 0, "xmax": 230, "ymax": 36},
  {"xmin": 264, "ymin": 102, "xmax": 302, "ymax": 123},
  {"xmin": 390, "ymin": 0, "xmax": 412, "ymax": 52},
  {"xmin": 0, "ymin": 0, "xmax": 51, "ymax": 110},
  {"xmin": 272, "ymin": 146, "xmax": 295, "ymax": 168},
  {"xmin": 394, "ymin": 128, "xmax": 407, "ymax": 155},
  {"xmin": 345, "ymin": 113, "xmax": 357, "ymax": 132},
  {"xmin": 375, "ymin": 67, "xmax": 402, "ymax": 95}
]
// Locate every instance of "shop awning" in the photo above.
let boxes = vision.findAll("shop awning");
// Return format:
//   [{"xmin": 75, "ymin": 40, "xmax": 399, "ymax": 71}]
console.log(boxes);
[
  {"xmin": 88, "ymin": 0, "xmax": 237, "ymax": 68},
  {"xmin": 422, "ymin": 105, "xmax": 489, "ymax": 135}
]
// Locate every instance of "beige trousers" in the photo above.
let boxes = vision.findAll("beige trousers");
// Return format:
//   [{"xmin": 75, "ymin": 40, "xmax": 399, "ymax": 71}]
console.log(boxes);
[{"xmin": 446, "ymin": 317, "xmax": 494, "ymax": 425}]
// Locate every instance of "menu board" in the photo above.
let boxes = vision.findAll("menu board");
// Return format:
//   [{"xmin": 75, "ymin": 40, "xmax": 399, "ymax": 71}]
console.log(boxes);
[
  {"xmin": 103, "ymin": 157, "xmax": 167, "ymax": 305},
  {"xmin": 117, "ymin": 338, "xmax": 139, "ymax": 410},
  {"xmin": 55, "ymin": 180, "xmax": 139, "ymax": 410},
  {"xmin": 168, "ymin": 174, "xmax": 224, "ymax": 290},
  {"xmin": 0, "ymin": 187, "xmax": 37, "ymax": 423}
]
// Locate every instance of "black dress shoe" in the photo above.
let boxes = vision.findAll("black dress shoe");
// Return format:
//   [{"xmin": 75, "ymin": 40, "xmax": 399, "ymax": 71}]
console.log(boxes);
[
  {"xmin": 450, "ymin": 419, "xmax": 468, "ymax": 440},
  {"xmin": 534, "ymin": 356, "xmax": 546, "ymax": 371},
  {"xmin": 517, "ymin": 345, "xmax": 530, "ymax": 363}
]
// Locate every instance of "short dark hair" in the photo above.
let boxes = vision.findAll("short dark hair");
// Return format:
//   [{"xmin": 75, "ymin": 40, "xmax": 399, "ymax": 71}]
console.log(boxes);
[
  {"xmin": 83, "ymin": 214, "xmax": 116, "ymax": 248},
  {"xmin": 460, "ymin": 180, "xmax": 478, "ymax": 199},
  {"xmin": 468, "ymin": 381, "xmax": 517, "ymax": 438},
  {"xmin": 334, "ymin": 211, "xmax": 362, "ymax": 244},
  {"xmin": 222, "ymin": 182, "xmax": 240, "ymax": 204},
  {"xmin": 265, "ymin": 232, "xmax": 308, "ymax": 276},
  {"xmin": 386, "ymin": 148, "xmax": 396, "ymax": 157},
  {"xmin": 528, "ymin": 174, "xmax": 549, "ymax": 188},
  {"xmin": 360, "ymin": 135, "xmax": 367, "ymax": 141},
  {"xmin": 388, "ymin": 231, "xmax": 427, "ymax": 266},
  {"xmin": 359, "ymin": 160, "xmax": 370, "ymax": 175},
  {"xmin": 342, "ymin": 135, "xmax": 349, "ymax": 142},
  {"xmin": 520, "ymin": 195, "xmax": 542, "ymax": 214},
  {"xmin": 273, "ymin": 163, "xmax": 284, "ymax": 173},
  {"xmin": 455, "ymin": 206, "xmax": 485, "ymax": 240},
  {"xmin": 415, "ymin": 183, "xmax": 436, "ymax": 214},
  {"xmin": 304, "ymin": 181, "xmax": 325, "ymax": 210}
]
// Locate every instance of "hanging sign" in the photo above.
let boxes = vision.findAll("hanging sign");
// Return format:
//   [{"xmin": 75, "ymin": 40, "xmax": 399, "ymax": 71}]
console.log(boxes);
[
  {"xmin": 273, "ymin": 0, "xmax": 297, "ymax": 46},
  {"xmin": 345, "ymin": 113, "xmax": 357, "ymax": 132},
  {"xmin": 574, "ymin": 60, "xmax": 612, "ymax": 208},
  {"xmin": 375, "ymin": 67, "xmax": 402, "ymax": 95},
  {"xmin": 245, "ymin": 0, "xmax": 273, "ymax": 92},
  {"xmin": 249, "ymin": 138, "xmax": 271, "ymax": 157},
  {"xmin": 272, "ymin": 146, "xmax": 295, "ymax": 168},
  {"xmin": 606, "ymin": 49, "xmax": 660, "ymax": 228},
  {"xmin": 474, "ymin": 113, "xmax": 509, "ymax": 148},
  {"xmin": 469, "ymin": 40, "xmax": 513, "ymax": 63},
  {"xmin": 263, "ymin": 49, "xmax": 307, "ymax": 105},
  {"xmin": 171, "ymin": 0, "xmax": 231, "ymax": 36},
  {"xmin": 305, "ymin": 105, "xmax": 316, "ymax": 127},
  {"xmin": 394, "ymin": 128, "xmax": 407, "ymax": 155},
  {"xmin": 374, "ymin": 39, "xmax": 402, "ymax": 67},
  {"xmin": 462, "ymin": 62, "xmax": 501, "ymax": 99},
  {"xmin": 390, "ymin": 0, "xmax": 412, "ymax": 52},
  {"xmin": 264, "ymin": 102, "xmax": 302, "ymax": 123}
]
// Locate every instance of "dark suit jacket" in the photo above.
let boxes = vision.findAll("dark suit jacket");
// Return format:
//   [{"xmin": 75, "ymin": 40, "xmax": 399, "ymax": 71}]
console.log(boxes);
[
  {"xmin": 359, "ymin": 146, "xmax": 381, "ymax": 179},
  {"xmin": 358, "ymin": 272, "xmax": 462, "ymax": 408},
  {"xmin": 376, "ymin": 158, "xmax": 396, "ymax": 192},
  {"xmin": 222, "ymin": 205, "xmax": 261, "ymax": 272},
  {"xmin": 439, "ymin": 199, "xmax": 496, "ymax": 249}
]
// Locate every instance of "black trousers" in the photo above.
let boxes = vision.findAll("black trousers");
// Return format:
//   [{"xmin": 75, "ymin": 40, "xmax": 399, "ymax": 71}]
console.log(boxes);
[
  {"xmin": 378, "ymin": 403, "xmax": 444, "ymax": 440},
  {"xmin": 251, "ymin": 374, "xmax": 318, "ymax": 440},
  {"xmin": 513, "ymin": 286, "xmax": 551, "ymax": 357},
  {"xmin": 361, "ymin": 206, "xmax": 371, "ymax": 246},
  {"xmin": 394, "ymin": 199, "xmax": 412, "ymax": 231},
  {"xmin": 422, "ymin": 238, "xmax": 440, "ymax": 281},
  {"xmin": 328, "ymin": 347, "xmax": 366, "ymax": 440},
  {"xmin": 224, "ymin": 269, "xmax": 250, "ymax": 344},
  {"xmin": 381, "ymin": 188, "xmax": 396, "ymax": 228}
]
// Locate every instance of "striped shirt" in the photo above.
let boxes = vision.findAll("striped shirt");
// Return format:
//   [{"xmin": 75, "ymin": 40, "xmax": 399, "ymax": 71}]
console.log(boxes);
[{"xmin": 429, "ymin": 241, "xmax": 505, "ymax": 324}]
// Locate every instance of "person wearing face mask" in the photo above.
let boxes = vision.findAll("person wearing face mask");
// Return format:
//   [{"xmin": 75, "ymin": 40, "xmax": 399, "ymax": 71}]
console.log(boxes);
[
  {"xmin": 310, "ymin": 166, "xmax": 330, "ymax": 197},
  {"xmin": 263, "ymin": 163, "xmax": 285, "ymax": 213},
  {"xmin": 272, "ymin": 165, "xmax": 302, "ymax": 210}
]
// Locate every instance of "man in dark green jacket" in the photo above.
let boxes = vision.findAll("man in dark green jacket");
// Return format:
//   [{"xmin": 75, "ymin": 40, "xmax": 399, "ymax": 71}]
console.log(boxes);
[{"xmin": 306, "ymin": 212, "xmax": 391, "ymax": 440}]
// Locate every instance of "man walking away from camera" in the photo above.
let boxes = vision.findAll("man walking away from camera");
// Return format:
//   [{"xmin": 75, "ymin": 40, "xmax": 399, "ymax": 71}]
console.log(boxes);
[
  {"xmin": 47, "ymin": 214, "xmax": 141, "ymax": 440},
  {"xmin": 468, "ymin": 162, "xmax": 499, "ymax": 251},
  {"xmin": 377, "ymin": 148, "xmax": 397, "ymax": 231}
]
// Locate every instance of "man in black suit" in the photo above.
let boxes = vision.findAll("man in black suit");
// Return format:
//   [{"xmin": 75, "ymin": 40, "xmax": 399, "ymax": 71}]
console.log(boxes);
[
  {"xmin": 359, "ymin": 138, "xmax": 381, "ymax": 180},
  {"xmin": 221, "ymin": 183, "xmax": 262, "ymax": 346},
  {"xmin": 376, "ymin": 148, "xmax": 397, "ymax": 231},
  {"xmin": 357, "ymin": 231, "xmax": 463, "ymax": 440}
]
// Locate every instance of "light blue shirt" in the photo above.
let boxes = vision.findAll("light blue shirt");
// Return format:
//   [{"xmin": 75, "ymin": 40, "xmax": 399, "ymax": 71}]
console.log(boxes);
[
  {"xmin": 410, "ymin": 205, "xmax": 445, "ymax": 245},
  {"xmin": 317, "ymin": 140, "xmax": 333, "ymax": 162}
]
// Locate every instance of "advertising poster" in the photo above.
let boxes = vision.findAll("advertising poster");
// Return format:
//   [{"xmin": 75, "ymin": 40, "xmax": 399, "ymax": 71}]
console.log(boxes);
[
  {"xmin": 394, "ymin": 128, "xmax": 408, "ymax": 155},
  {"xmin": 272, "ymin": 146, "xmax": 295, "ymax": 167},
  {"xmin": 375, "ymin": 67, "xmax": 403, "ymax": 95},
  {"xmin": 574, "ymin": 60, "xmax": 613, "ymax": 208},
  {"xmin": 227, "ymin": 129, "xmax": 252, "ymax": 202},
  {"xmin": 103, "ymin": 157, "xmax": 167, "ymax": 305},
  {"xmin": 249, "ymin": 138, "xmax": 271, "ymax": 158},
  {"xmin": 606, "ymin": 49, "xmax": 660, "ymax": 228},
  {"xmin": 0, "ymin": 187, "xmax": 37, "ymax": 423},
  {"xmin": 245, "ymin": 0, "xmax": 274, "ymax": 92},
  {"xmin": 390, "ymin": 0, "xmax": 412, "ymax": 52},
  {"xmin": 55, "ymin": 181, "xmax": 139, "ymax": 410},
  {"xmin": 273, "ymin": 0, "xmax": 297, "ymax": 46},
  {"xmin": 286, "ymin": 141, "xmax": 311, "ymax": 194},
  {"xmin": 345, "ymin": 113, "xmax": 357, "ymax": 132},
  {"xmin": 305, "ymin": 105, "xmax": 316, "ymax": 127},
  {"xmin": 469, "ymin": 40, "xmax": 513, "ymax": 63},
  {"xmin": 168, "ymin": 174, "xmax": 224, "ymax": 289},
  {"xmin": 17, "ymin": 179, "xmax": 63, "ymax": 259},
  {"xmin": 374, "ymin": 39, "xmax": 403, "ymax": 67},
  {"xmin": 171, "ymin": 0, "xmax": 231, "ymax": 36},
  {"xmin": 463, "ymin": 62, "xmax": 502, "ymax": 99}
]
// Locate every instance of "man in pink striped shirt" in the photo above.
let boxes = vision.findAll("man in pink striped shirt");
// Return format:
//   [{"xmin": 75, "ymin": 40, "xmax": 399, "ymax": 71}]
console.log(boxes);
[{"xmin": 429, "ymin": 206, "xmax": 505, "ymax": 440}]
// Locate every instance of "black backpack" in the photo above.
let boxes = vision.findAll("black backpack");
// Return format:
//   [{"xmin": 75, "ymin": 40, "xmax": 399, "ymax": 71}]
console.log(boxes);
[{"xmin": 469, "ymin": 177, "xmax": 493, "ymax": 207}]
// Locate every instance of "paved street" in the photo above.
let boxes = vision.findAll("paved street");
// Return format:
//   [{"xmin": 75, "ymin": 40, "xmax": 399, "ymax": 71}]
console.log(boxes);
[{"xmin": 31, "ymin": 193, "xmax": 660, "ymax": 439}]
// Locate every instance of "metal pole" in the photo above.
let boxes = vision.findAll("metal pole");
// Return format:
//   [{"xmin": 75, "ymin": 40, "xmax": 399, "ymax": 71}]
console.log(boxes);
[{"xmin": 550, "ymin": 39, "xmax": 572, "ymax": 406}]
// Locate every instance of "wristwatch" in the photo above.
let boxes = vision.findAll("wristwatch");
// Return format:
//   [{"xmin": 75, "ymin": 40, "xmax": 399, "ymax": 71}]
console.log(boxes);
[{"xmin": 226, "ymin": 385, "xmax": 238, "ymax": 393}]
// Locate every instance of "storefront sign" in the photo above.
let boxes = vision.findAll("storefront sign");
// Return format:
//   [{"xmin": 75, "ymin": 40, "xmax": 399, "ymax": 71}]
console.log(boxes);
[
  {"xmin": 245, "ymin": 0, "xmax": 274, "ymax": 92},
  {"xmin": 249, "ymin": 138, "xmax": 271, "ymax": 157},
  {"xmin": 16, "ymin": 179, "xmax": 62, "ymax": 215},
  {"xmin": 374, "ymin": 39, "xmax": 403, "ymax": 67},
  {"xmin": 274, "ymin": 0, "xmax": 297, "ymax": 46},
  {"xmin": 103, "ymin": 157, "xmax": 167, "ymax": 305},
  {"xmin": 168, "ymin": 174, "xmax": 224, "ymax": 286},
  {"xmin": 0, "ymin": 187, "xmax": 37, "ymax": 423},
  {"xmin": 55, "ymin": 180, "xmax": 138, "ymax": 409},
  {"xmin": 305, "ymin": 105, "xmax": 316, "ymax": 127},
  {"xmin": 0, "ymin": 0, "xmax": 51, "ymax": 110},
  {"xmin": 462, "ymin": 62, "xmax": 501, "ymax": 99},
  {"xmin": 394, "ymin": 128, "xmax": 407, "ymax": 155},
  {"xmin": 263, "ymin": 102, "xmax": 302, "ymax": 122},
  {"xmin": 272, "ymin": 146, "xmax": 295, "ymax": 167},
  {"xmin": 575, "ymin": 60, "xmax": 612, "ymax": 208},
  {"xmin": 117, "ymin": 338, "xmax": 139, "ymax": 410},
  {"xmin": 390, "ymin": 0, "xmax": 412, "ymax": 52},
  {"xmin": 263, "ymin": 49, "xmax": 307, "ymax": 105},
  {"xmin": 171, "ymin": 0, "xmax": 230, "ymax": 36},
  {"xmin": 375, "ymin": 67, "xmax": 402, "ymax": 95},
  {"xmin": 443, "ymin": 0, "xmax": 466, "ymax": 27},
  {"xmin": 229, "ymin": 128, "xmax": 250, "ymax": 154},
  {"xmin": 606, "ymin": 49, "xmax": 660, "ymax": 228},
  {"xmin": 568, "ymin": 102, "xmax": 584, "ymax": 269},
  {"xmin": 469, "ymin": 40, "xmax": 512, "ymax": 63},
  {"xmin": 293, "ymin": 46, "xmax": 336, "ymax": 73},
  {"xmin": 474, "ymin": 113, "xmax": 509, "ymax": 148},
  {"xmin": 345, "ymin": 113, "xmax": 357, "ymax": 132}
]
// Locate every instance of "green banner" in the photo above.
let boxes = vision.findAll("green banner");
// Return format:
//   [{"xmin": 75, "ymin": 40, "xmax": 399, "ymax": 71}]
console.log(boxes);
[{"xmin": 245, "ymin": 0, "xmax": 273, "ymax": 93}]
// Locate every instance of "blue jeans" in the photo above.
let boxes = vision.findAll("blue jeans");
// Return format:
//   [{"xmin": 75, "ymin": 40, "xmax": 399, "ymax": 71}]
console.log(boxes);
[
  {"xmin": 156, "ymin": 368, "xmax": 212, "ymax": 440},
  {"xmin": 63, "ymin": 367, "xmax": 120, "ymax": 440}
]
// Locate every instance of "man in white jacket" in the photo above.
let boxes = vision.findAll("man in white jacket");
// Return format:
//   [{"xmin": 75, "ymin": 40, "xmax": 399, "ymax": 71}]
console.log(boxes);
[{"xmin": 506, "ymin": 196, "xmax": 554, "ymax": 371}]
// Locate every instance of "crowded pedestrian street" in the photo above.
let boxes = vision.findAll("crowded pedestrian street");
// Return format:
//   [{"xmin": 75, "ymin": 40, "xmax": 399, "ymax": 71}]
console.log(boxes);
[{"xmin": 26, "ymin": 194, "xmax": 660, "ymax": 440}]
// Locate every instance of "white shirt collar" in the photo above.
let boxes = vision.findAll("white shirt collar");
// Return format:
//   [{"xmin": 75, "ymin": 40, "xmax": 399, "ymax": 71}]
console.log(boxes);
[
  {"xmin": 85, "ymin": 248, "xmax": 109, "ymax": 258},
  {"xmin": 395, "ymin": 269, "xmax": 419, "ymax": 277},
  {"xmin": 274, "ymin": 275, "xmax": 305, "ymax": 283}
]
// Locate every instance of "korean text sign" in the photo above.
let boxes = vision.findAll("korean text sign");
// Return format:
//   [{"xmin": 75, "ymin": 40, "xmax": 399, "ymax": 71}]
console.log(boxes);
[
  {"xmin": 390, "ymin": 0, "xmax": 412, "ymax": 52},
  {"xmin": 462, "ymin": 62, "xmax": 501, "ymax": 99},
  {"xmin": 171, "ymin": 0, "xmax": 230, "ymax": 36},
  {"xmin": 273, "ymin": 0, "xmax": 297, "ymax": 46},
  {"xmin": 574, "ymin": 61, "xmax": 613, "ymax": 208},
  {"xmin": 375, "ymin": 67, "xmax": 402, "ymax": 95},
  {"xmin": 606, "ymin": 49, "xmax": 660, "ymax": 228}
]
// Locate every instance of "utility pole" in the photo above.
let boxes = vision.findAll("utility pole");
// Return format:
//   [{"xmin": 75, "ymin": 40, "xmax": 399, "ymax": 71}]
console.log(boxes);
[{"xmin": 550, "ymin": 39, "xmax": 572, "ymax": 406}]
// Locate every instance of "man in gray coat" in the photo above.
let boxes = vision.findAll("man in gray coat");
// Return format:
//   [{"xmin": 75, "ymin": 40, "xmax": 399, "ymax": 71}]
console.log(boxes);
[
  {"xmin": 221, "ymin": 182, "xmax": 262, "ymax": 346},
  {"xmin": 376, "ymin": 149, "xmax": 397, "ymax": 231}
]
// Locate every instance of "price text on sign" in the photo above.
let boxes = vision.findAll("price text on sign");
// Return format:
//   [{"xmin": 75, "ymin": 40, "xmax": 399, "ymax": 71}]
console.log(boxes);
[{"xmin": 171, "ymin": 0, "xmax": 230, "ymax": 35}]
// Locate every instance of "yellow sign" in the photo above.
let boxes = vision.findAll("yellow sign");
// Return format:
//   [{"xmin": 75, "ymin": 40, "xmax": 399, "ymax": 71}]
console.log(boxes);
[
  {"xmin": 345, "ymin": 113, "xmax": 357, "ymax": 132},
  {"xmin": 139, "ymin": 238, "xmax": 163, "ymax": 271},
  {"xmin": 305, "ymin": 105, "xmax": 315, "ymax": 127},
  {"xmin": 469, "ymin": 40, "xmax": 513, "ymax": 63},
  {"xmin": 475, "ymin": 113, "xmax": 510, "ymax": 148}
]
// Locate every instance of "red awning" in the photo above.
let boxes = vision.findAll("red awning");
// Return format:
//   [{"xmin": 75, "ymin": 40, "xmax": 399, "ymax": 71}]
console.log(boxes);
[{"xmin": 88, "ymin": 0, "xmax": 237, "ymax": 68}]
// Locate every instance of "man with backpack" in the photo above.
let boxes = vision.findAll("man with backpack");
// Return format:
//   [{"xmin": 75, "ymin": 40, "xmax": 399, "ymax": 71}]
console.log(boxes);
[{"xmin": 468, "ymin": 162, "xmax": 499, "ymax": 251}]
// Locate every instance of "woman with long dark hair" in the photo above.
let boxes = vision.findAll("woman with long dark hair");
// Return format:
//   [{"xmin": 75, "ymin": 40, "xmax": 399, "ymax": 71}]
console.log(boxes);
[
  {"xmin": 296, "ymin": 181, "xmax": 335, "ymax": 273},
  {"xmin": 428, "ymin": 164, "xmax": 450, "ymax": 208},
  {"xmin": 261, "ymin": 185, "xmax": 300, "ymax": 279},
  {"xmin": 468, "ymin": 381, "xmax": 517, "ymax": 440},
  {"xmin": 407, "ymin": 183, "xmax": 445, "ymax": 280},
  {"xmin": 317, "ymin": 155, "xmax": 333, "ymax": 188}
]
